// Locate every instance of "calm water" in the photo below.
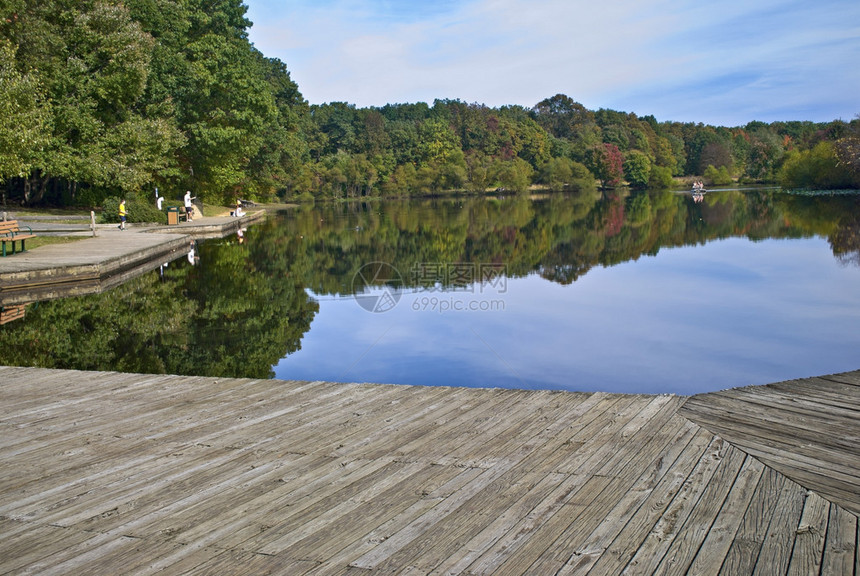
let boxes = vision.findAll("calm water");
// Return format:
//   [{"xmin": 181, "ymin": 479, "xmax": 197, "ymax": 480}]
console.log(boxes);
[{"xmin": 2, "ymin": 188, "xmax": 859, "ymax": 395}]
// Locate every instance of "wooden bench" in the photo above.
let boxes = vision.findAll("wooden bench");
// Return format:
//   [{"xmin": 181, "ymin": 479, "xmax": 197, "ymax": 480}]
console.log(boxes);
[
  {"xmin": 0, "ymin": 220, "xmax": 36, "ymax": 257},
  {"xmin": 0, "ymin": 304, "xmax": 27, "ymax": 325}
]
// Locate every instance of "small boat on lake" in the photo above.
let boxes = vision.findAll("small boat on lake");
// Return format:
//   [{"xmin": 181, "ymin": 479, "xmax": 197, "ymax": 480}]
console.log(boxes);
[{"xmin": 691, "ymin": 181, "xmax": 706, "ymax": 202}]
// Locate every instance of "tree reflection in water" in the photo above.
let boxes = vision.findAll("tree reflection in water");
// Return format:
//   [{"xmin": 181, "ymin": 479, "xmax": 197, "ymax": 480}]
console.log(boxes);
[{"xmin": 0, "ymin": 188, "xmax": 858, "ymax": 387}]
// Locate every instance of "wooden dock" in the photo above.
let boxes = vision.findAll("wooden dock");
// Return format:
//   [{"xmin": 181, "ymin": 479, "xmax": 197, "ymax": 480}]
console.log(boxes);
[{"xmin": 0, "ymin": 366, "xmax": 857, "ymax": 575}]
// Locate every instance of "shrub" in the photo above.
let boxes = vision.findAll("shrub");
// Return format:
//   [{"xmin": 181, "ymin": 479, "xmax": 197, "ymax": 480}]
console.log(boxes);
[
  {"xmin": 648, "ymin": 165, "xmax": 674, "ymax": 189},
  {"xmin": 100, "ymin": 193, "xmax": 166, "ymax": 224},
  {"xmin": 704, "ymin": 165, "xmax": 733, "ymax": 186},
  {"xmin": 779, "ymin": 141, "xmax": 856, "ymax": 189}
]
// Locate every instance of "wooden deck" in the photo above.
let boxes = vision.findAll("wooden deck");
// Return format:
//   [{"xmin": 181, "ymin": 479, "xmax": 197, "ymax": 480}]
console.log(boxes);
[{"xmin": 0, "ymin": 366, "xmax": 857, "ymax": 575}]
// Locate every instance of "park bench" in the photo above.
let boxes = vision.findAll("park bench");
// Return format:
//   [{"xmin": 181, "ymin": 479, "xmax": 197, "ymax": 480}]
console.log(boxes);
[
  {"xmin": 0, "ymin": 304, "xmax": 27, "ymax": 325},
  {"xmin": 0, "ymin": 220, "xmax": 37, "ymax": 257}
]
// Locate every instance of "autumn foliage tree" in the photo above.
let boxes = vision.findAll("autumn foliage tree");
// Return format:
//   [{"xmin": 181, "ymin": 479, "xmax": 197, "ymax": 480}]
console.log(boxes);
[
  {"xmin": 586, "ymin": 143, "xmax": 624, "ymax": 188},
  {"xmin": 834, "ymin": 116, "xmax": 860, "ymax": 183}
]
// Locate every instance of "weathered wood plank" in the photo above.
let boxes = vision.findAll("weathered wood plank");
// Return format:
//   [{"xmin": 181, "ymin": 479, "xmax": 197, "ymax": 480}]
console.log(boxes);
[
  {"xmin": 717, "ymin": 465, "xmax": 786, "ymax": 576},
  {"xmin": 583, "ymin": 431, "xmax": 724, "ymax": 576},
  {"xmin": 301, "ymin": 466, "xmax": 489, "ymax": 576},
  {"xmin": 682, "ymin": 393, "xmax": 860, "ymax": 453},
  {"xmin": 456, "ymin": 408, "xmax": 695, "ymax": 576},
  {"xmin": 471, "ymin": 400, "xmax": 670, "ymax": 573},
  {"xmin": 681, "ymin": 380, "xmax": 860, "ymax": 517},
  {"xmin": 347, "ymin": 405, "xmax": 594, "ymax": 572},
  {"xmin": 629, "ymin": 445, "xmax": 747, "ymax": 575},
  {"xmin": 339, "ymin": 387, "xmax": 532, "ymax": 465},
  {"xmin": 824, "ymin": 371, "xmax": 860, "ymax": 387},
  {"xmin": 428, "ymin": 470, "xmax": 576, "ymax": 576},
  {"xmin": 490, "ymin": 398, "xmax": 689, "ymax": 575},
  {"xmin": 255, "ymin": 460, "xmax": 444, "ymax": 556},
  {"xmin": 16, "ymin": 531, "xmax": 153, "ymax": 576},
  {"xmin": 551, "ymin": 418, "xmax": 701, "ymax": 576},
  {"xmin": 168, "ymin": 457, "xmax": 400, "ymax": 550},
  {"xmin": 340, "ymin": 395, "xmax": 627, "ymax": 573},
  {"xmin": 820, "ymin": 504, "xmax": 858, "ymax": 576},
  {"xmin": 3, "ymin": 367, "xmax": 858, "ymax": 575},
  {"xmin": 750, "ymin": 477, "xmax": 806, "ymax": 576},
  {"xmin": 684, "ymin": 455, "xmax": 766, "ymax": 575},
  {"xmin": 673, "ymin": 410, "xmax": 859, "ymax": 494},
  {"xmin": 486, "ymin": 475, "xmax": 620, "ymax": 576},
  {"xmin": 0, "ymin": 520, "xmax": 96, "ymax": 575},
  {"xmin": 175, "ymin": 549, "xmax": 319, "ymax": 576},
  {"xmin": 786, "ymin": 490, "xmax": 829, "ymax": 576},
  {"xmin": 768, "ymin": 377, "xmax": 860, "ymax": 408}
]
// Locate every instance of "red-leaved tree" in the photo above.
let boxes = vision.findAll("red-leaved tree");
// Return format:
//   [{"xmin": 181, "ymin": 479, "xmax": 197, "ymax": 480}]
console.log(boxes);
[{"xmin": 586, "ymin": 143, "xmax": 624, "ymax": 188}]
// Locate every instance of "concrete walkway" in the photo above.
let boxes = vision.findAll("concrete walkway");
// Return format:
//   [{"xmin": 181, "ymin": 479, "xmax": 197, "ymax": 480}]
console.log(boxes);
[{"xmin": 0, "ymin": 211, "xmax": 265, "ymax": 306}]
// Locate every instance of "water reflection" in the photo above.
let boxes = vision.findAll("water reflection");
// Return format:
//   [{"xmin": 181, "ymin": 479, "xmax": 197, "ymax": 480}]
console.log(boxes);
[{"xmin": 1, "ymin": 188, "xmax": 858, "ymax": 394}]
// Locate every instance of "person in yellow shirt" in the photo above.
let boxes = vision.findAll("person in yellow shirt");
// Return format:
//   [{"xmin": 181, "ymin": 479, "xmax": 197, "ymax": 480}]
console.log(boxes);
[{"xmin": 118, "ymin": 199, "xmax": 127, "ymax": 230}]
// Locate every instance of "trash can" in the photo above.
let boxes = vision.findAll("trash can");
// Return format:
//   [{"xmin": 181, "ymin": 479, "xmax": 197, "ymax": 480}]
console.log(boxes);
[{"xmin": 167, "ymin": 206, "xmax": 180, "ymax": 225}]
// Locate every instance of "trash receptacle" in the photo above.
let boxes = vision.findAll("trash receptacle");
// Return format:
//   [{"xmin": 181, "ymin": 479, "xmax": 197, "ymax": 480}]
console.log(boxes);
[{"xmin": 167, "ymin": 206, "xmax": 179, "ymax": 225}]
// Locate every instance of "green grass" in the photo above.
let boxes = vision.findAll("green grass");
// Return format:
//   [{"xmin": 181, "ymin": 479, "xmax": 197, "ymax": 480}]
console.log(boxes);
[
  {"xmin": 201, "ymin": 204, "xmax": 234, "ymax": 217},
  {"xmin": 23, "ymin": 235, "xmax": 89, "ymax": 250},
  {"xmin": 7, "ymin": 208, "xmax": 92, "ymax": 218}
]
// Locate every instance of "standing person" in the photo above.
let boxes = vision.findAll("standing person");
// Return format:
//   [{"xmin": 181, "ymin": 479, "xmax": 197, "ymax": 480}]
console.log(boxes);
[
  {"xmin": 187, "ymin": 239, "xmax": 198, "ymax": 265},
  {"xmin": 184, "ymin": 190, "xmax": 196, "ymax": 221},
  {"xmin": 118, "ymin": 198, "xmax": 127, "ymax": 230}
]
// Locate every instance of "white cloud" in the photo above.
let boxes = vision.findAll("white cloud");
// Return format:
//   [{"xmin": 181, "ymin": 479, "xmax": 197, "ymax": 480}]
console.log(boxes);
[{"xmin": 246, "ymin": 0, "xmax": 860, "ymax": 124}]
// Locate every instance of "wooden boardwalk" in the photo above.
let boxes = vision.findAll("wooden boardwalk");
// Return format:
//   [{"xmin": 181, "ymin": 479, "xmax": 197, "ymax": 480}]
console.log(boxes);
[{"xmin": 0, "ymin": 366, "xmax": 857, "ymax": 575}]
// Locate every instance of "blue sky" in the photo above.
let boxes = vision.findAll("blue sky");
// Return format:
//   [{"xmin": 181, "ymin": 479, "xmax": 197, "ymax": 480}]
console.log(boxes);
[{"xmin": 245, "ymin": 0, "xmax": 860, "ymax": 126}]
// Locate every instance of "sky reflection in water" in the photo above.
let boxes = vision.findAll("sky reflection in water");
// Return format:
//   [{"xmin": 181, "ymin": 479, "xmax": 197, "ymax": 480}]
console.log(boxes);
[{"xmin": 275, "ymin": 235, "xmax": 860, "ymax": 395}]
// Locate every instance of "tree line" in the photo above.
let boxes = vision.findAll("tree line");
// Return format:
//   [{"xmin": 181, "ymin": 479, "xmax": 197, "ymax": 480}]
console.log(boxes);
[{"xmin": 2, "ymin": 0, "xmax": 859, "ymax": 210}]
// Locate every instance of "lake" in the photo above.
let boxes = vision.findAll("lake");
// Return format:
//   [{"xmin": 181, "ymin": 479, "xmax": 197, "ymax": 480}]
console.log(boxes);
[{"xmin": 1, "ymin": 187, "xmax": 858, "ymax": 395}]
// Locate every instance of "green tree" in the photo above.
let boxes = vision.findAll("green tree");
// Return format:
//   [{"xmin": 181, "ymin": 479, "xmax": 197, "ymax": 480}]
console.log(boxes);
[
  {"xmin": 531, "ymin": 94, "xmax": 596, "ymax": 145},
  {"xmin": 490, "ymin": 158, "xmax": 533, "ymax": 192},
  {"xmin": 779, "ymin": 141, "xmax": 855, "ymax": 189},
  {"xmin": 704, "ymin": 165, "xmax": 732, "ymax": 186},
  {"xmin": 247, "ymin": 54, "xmax": 310, "ymax": 200},
  {"xmin": 539, "ymin": 157, "xmax": 573, "ymax": 192},
  {"xmin": 419, "ymin": 117, "xmax": 462, "ymax": 166},
  {"xmin": 177, "ymin": 0, "xmax": 277, "ymax": 203},
  {"xmin": 624, "ymin": 150, "xmax": 651, "ymax": 189},
  {"xmin": 745, "ymin": 128, "xmax": 784, "ymax": 181},
  {"xmin": 538, "ymin": 157, "xmax": 595, "ymax": 192},
  {"xmin": 3, "ymin": 0, "xmax": 183, "ymax": 203},
  {"xmin": 648, "ymin": 165, "xmax": 674, "ymax": 189},
  {"xmin": 0, "ymin": 38, "xmax": 47, "ymax": 183}
]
